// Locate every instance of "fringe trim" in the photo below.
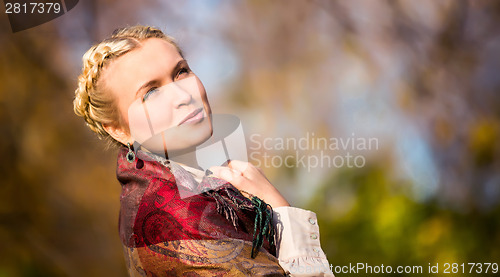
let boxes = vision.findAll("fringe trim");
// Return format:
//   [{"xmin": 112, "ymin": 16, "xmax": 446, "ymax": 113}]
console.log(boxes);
[{"xmin": 203, "ymin": 187, "xmax": 275, "ymax": 259}]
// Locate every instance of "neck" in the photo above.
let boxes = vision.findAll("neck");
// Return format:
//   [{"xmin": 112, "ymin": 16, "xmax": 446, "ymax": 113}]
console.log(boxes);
[{"xmin": 167, "ymin": 148, "xmax": 202, "ymax": 170}]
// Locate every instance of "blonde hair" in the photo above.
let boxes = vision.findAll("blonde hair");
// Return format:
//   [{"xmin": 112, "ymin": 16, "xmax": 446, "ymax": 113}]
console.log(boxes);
[{"xmin": 73, "ymin": 25, "xmax": 183, "ymax": 147}]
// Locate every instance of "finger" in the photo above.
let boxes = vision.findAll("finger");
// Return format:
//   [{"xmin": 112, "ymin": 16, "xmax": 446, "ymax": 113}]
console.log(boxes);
[
  {"xmin": 209, "ymin": 166, "xmax": 241, "ymax": 182},
  {"xmin": 227, "ymin": 160, "xmax": 251, "ymax": 174}
]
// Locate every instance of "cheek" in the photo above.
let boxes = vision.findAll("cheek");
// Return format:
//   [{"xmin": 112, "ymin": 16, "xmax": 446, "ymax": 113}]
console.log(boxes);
[
  {"xmin": 127, "ymin": 95, "xmax": 176, "ymax": 144},
  {"xmin": 201, "ymin": 91, "xmax": 211, "ymax": 114},
  {"xmin": 128, "ymin": 102, "xmax": 153, "ymax": 143},
  {"xmin": 119, "ymin": 103, "xmax": 131, "ymax": 129},
  {"xmin": 194, "ymin": 77, "xmax": 211, "ymax": 113}
]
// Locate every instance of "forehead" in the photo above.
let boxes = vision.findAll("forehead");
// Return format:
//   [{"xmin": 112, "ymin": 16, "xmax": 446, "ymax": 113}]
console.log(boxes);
[{"xmin": 101, "ymin": 38, "xmax": 182, "ymax": 95}]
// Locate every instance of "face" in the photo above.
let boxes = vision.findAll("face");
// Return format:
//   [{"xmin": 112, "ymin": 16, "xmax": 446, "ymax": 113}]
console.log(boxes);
[{"xmin": 101, "ymin": 38, "xmax": 212, "ymax": 154}]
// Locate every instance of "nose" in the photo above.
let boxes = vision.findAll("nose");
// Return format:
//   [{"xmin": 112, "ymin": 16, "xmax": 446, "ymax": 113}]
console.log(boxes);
[{"xmin": 172, "ymin": 83, "xmax": 193, "ymax": 108}]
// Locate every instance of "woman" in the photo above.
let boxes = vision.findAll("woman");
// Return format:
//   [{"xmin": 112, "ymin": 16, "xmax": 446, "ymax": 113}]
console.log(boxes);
[{"xmin": 74, "ymin": 25, "xmax": 334, "ymax": 276}]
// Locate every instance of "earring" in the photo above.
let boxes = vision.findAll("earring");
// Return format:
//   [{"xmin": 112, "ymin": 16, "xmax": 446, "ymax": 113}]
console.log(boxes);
[{"xmin": 126, "ymin": 142, "xmax": 135, "ymax": 163}]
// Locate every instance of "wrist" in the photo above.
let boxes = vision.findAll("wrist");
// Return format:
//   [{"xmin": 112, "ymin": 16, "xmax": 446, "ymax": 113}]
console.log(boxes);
[{"xmin": 266, "ymin": 197, "xmax": 290, "ymax": 208}]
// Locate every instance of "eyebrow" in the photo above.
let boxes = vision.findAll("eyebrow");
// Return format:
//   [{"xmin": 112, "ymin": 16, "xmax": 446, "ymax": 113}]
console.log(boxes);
[{"xmin": 135, "ymin": 59, "xmax": 188, "ymax": 97}]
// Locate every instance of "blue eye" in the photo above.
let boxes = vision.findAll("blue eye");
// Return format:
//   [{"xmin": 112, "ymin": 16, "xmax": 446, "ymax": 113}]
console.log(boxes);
[
  {"xmin": 176, "ymin": 67, "xmax": 191, "ymax": 80},
  {"xmin": 143, "ymin": 87, "xmax": 159, "ymax": 102}
]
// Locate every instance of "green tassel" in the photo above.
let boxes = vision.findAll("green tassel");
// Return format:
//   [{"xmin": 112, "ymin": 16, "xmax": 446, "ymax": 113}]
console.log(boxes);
[{"xmin": 250, "ymin": 196, "xmax": 275, "ymax": 259}]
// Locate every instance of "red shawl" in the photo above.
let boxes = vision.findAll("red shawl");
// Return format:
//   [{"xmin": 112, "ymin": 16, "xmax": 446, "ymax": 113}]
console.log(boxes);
[{"xmin": 116, "ymin": 147, "xmax": 286, "ymax": 276}]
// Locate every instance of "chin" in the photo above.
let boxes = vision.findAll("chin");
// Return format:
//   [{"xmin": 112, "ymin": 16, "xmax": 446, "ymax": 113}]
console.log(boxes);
[
  {"xmin": 139, "ymin": 118, "xmax": 213, "ymax": 156},
  {"xmin": 180, "ymin": 118, "xmax": 213, "ymax": 149}
]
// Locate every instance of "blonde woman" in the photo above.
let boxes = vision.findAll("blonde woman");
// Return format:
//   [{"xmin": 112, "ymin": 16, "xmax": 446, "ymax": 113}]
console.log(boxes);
[{"xmin": 74, "ymin": 25, "xmax": 334, "ymax": 276}]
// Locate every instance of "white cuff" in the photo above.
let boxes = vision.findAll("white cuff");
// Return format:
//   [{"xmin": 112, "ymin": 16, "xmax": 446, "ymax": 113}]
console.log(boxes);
[{"xmin": 272, "ymin": 206, "xmax": 334, "ymax": 276}]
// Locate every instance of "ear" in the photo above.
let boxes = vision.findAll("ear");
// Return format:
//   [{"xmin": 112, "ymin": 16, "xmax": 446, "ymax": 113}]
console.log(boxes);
[{"xmin": 103, "ymin": 123, "xmax": 132, "ymax": 146}]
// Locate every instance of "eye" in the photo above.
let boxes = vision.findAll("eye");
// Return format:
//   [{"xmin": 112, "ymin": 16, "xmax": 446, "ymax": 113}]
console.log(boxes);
[
  {"xmin": 175, "ymin": 67, "xmax": 191, "ymax": 80},
  {"xmin": 142, "ymin": 87, "xmax": 159, "ymax": 102}
]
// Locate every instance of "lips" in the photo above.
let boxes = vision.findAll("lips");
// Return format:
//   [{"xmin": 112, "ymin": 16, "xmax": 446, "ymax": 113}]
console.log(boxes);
[{"xmin": 178, "ymin": 108, "xmax": 204, "ymax": 126}]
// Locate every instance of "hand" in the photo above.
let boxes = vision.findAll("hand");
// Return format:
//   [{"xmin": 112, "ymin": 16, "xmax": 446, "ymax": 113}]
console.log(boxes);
[{"xmin": 209, "ymin": 160, "xmax": 290, "ymax": 208}]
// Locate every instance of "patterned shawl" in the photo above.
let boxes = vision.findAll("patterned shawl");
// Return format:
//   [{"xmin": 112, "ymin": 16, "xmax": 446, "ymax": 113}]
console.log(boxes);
[{"xmin": 116, "ymin": 147, "xmax": 286, "ymax": 276}]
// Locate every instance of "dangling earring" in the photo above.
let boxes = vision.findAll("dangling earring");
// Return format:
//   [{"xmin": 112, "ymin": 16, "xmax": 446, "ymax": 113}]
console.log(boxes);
[{"xmin": 126, "ymin": 142, "xmax": 135, "ymax": 163}]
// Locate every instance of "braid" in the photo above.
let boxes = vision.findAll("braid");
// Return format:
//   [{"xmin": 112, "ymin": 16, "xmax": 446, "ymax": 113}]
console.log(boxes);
[{"xmin": 74, "ymin": 44, "xmax": 113, "ymax": 138}]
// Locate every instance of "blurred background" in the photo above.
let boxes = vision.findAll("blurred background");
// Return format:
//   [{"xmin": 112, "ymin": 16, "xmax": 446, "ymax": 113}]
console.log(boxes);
[{"xmin": 1, "ymin": 0, "xmax": 499, "ymax": 276}]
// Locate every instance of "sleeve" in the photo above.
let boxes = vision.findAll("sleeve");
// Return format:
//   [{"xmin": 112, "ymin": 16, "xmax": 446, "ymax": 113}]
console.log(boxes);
[{"xmin": 272, "ymin": 206, "xmax": 335, "ymax": 277}]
